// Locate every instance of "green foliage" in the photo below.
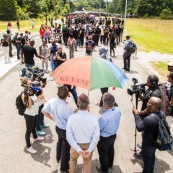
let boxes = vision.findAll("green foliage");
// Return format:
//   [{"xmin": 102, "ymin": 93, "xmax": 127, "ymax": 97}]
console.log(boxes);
[
  {"xmin": 0, "ymin": 0, "xmax": 173, "ymax": 20},
  {"xmin": 160, "ymin": 9, "xmax": 173, "ymax": 20}
]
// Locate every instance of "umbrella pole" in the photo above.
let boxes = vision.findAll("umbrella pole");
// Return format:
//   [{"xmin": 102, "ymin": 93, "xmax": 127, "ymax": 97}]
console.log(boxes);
[{"xmin": 88, "ymin": 91, "xmax": 89, "ymax": 97}]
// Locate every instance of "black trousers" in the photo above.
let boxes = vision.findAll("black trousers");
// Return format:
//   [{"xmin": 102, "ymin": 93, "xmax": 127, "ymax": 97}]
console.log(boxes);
[
  {"xmin": 100, "ymin": 87, "xmax": 108, "ymax": 107},
  {"xmin": 123, "ymin": 55, "xmax": 131, "ymax": 71},
  {"xmin": 97, "ymin": 134, "xmax": 117, "ymax": 173},
  {"xmin": 56, "ymin": 126, "xmax": 70, "ymax": 171},
  {"xmin": 24, "ymin": 114, "xmax": 38, "ymax": 148}
]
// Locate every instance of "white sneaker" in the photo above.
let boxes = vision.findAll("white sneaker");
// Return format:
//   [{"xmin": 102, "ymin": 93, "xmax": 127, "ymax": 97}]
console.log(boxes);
[
  {"xmin": 27, "ymin": 146, "xmax": 37, "ymax": 154},
  {"xmin": 33, "ymin": 136, "xmax": 44, "ymax": 142}
]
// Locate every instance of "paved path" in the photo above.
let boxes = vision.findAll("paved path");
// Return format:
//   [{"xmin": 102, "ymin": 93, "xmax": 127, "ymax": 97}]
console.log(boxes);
[{"xmin": 0, "ymin": 38, "xmax": 173, "ymax": 173}]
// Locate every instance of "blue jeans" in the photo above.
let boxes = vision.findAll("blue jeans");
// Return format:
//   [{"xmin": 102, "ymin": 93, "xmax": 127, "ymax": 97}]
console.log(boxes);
[
  {"xmin": 25, "ymin": 63, "xmax": 35, "ymax": 68},
  {"xmin": 50, "ymin": 55, "xmax": 56, "ymax": 71},
  {"xmin": 16, "ymin": 44, "xmax": 21, "ymax": 59},
  {"xmin": 36, "ymin": 104, "xmax": 44, "ymax": 131},
  {"xmin": 75, "ymin": 38, "xmax": 79, "ymax": 51},
  {"xmin": 142, "ymin": 146, "xmax": 156, "ymax": 173},
  {"xmin": 70, "ymin": 87, "xmax": 78, "ymax": 107}
]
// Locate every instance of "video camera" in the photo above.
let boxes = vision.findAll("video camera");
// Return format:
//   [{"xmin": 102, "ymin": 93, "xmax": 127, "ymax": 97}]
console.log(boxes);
[
  {"xmin": 127, "ymin": 78, "xmax": 146, "ymax": 96},
  {"xmin": 21, "ymin": 83, "xmax": 42, "ymax": 97},
  {"xmin": 21, "ymin": 66, "xmax": 47, "ymax": 87}
]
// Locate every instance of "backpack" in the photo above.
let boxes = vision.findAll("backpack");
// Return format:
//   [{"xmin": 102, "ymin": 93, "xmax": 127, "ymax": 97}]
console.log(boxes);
[
  {"xmin": 15, "ymin": 92, "xmax": 26, "ymax": 116},
  {"xmin": 86, "ymin": 41, "xmax": 93, "ymax": 51},
  {"xmin": 126, "ymin": 40, "xmax": 137, "ymax": 54},
  {"xmin": 150, "ymin": 113, "xmax": 173, "ymax": 151}
]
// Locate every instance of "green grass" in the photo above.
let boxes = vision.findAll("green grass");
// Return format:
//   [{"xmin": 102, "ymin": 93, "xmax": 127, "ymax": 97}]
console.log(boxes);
[
  {"xmin": 151, "ymin": 61, "xmax": 168, "ymax": 77},
  {"xmin": 0, "ymin": 19, "xmax": 45, "ymax": 32},
  {"xmin": 126, "ymin": 19, "xmax": 173, "ymax": 54}
]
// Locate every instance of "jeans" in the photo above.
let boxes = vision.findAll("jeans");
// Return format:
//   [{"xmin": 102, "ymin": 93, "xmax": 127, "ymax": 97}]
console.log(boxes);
[
  {"xmin": 123, "ymin": 55, "xmax": 131, "ymax": 71},
  {"xmin": 97, "ymin": 134, "xmax": 117, "ymax": 173},
  {"xmin": 16, "ymin": 44, "xmax": 21, "ymax": 59},
  {"xmin": 50, "ymin": 55, "xmax": 56, "ymax": 71},
  {"xmin": 24, "ymin": 114, "xmax": 38, "ymax": 148},
  {"xmin": 69, "ymin": 87, "xmax": 78, "ymax": 107},
  {"xmin": 142, "ymin": 146, "xmax": 156, "ymax": 173},
  {"xmin": 100, "ymin": 87, "xmax": 108, "ymax": 107},
  {"xmin": 36, "ymin": 104, "xmax": 44, "ymax": 131},
  {"xmin": 25, "ymin": 63, "xmax": 35, "ymax": 68},
  {"xmin": 56, "ymin": 126, "xmax": 70, "ymax": 171},
  {"xmin": 75, "ymin": 38, "xmax": 79, "ymax": 51}
]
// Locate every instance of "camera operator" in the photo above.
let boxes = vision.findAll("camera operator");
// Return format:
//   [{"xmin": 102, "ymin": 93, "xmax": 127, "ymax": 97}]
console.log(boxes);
[
  {"xmin": 21, "ymin": 79, "xmax": 45, "ymax": 154},
  {"xmin": 139, "ymin": 75, "xmax": 162, "ymax": 119},
  {"xmin": 30, "ymin": 68, "xmax": 49, "ymax": 136}
]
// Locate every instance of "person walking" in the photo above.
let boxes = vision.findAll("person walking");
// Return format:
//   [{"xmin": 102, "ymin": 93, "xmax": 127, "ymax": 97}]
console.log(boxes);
[
  {"xmin": 96, "ymin": 93, "xmax": 121, "ymax": 173},
  {"xmin": 66, "ymin": 93, "xmax": 100, "ymax": 173},
  {"xmin": 67, "ymin": 33, "xmax": 76, "ymax": 59},
  {"xmin": 42, "ymin": 86, "xmax": 73, "ymax": 172},
  {"xmin": 123, "ymin": 35, "xmax": 136, "ymax": 72}
]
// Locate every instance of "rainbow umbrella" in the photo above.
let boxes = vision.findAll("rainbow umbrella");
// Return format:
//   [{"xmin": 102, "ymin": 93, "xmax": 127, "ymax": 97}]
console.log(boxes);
[{"xmin": 50, "ymin": 56, "xmax": 128, "ymax": 91}]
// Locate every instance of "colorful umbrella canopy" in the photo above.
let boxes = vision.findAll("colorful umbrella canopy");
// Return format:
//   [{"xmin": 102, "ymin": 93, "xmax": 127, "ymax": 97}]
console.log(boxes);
[{"xmin": 50, "ymin": 56, "xmax": 128, "ymax": 91}]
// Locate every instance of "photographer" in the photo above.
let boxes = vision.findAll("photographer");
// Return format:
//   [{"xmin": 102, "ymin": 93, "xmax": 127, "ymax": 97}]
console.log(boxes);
[
  {"xmin": 139, "ymin": 75, "xmax": 162, "ymax": 119},
  {"xmin": 21, "ymin": 80, "xmax": 44, "ymax": 154}
]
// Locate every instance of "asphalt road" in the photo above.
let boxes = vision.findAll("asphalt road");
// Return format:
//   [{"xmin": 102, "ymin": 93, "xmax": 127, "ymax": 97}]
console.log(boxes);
[{"xmin": 0, "ymin": 36, "xmax": 173, "ymax": 173}]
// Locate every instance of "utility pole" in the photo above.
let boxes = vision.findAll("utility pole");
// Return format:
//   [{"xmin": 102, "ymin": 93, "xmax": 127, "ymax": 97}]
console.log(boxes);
[{"xmin": 124, "ymin": 0, "xmax": 127, "ymax": 32}]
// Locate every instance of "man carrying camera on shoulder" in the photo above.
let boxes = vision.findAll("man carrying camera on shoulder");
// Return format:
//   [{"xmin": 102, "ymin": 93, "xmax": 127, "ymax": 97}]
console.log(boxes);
[{"xmin": 132, "ymin": 97, "xmax": 165, "ymax": 173}]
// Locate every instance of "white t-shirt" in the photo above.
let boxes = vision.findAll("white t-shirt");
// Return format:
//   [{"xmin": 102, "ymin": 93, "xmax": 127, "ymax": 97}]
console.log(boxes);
[{"xmin": 24, "ymin": 95, "xmax": 42, "ymax": 116}]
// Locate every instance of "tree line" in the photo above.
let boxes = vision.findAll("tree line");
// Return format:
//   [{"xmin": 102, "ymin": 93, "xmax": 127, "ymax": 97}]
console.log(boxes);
[{"xmin": 0, "ymin": 0, "xmax": 172, "ymax": 20}]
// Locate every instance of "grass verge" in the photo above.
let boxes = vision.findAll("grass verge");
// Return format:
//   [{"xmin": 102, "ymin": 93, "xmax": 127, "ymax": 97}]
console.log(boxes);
[{"xmin": 126, "ymin": 18, "xmax": 173, "ymax": 55}]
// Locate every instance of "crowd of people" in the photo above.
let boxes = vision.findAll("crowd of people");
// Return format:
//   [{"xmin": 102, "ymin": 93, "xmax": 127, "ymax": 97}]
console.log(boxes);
[{"xmin": 1, "ymin": 15, "xmax": 172, "ymax": 173}]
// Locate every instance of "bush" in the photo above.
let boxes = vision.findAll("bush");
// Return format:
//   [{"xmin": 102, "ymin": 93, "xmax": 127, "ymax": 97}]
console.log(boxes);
[{"xmin": 160, "ymin": 9, "xmax": 173, "ymax": 20}]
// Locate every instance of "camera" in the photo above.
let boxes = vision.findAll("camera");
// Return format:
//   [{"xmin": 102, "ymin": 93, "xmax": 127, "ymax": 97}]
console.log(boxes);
[
  {"xmin": 21, "ymin": 66, "xmax": 47, "ymax": 87},
  {"xmin": 127, "ymin": 78, "xmax": 146, "ymax": 96},
  {"xmin": 21, "ymin": 83, "xmax": 42, "ymax": 97}
]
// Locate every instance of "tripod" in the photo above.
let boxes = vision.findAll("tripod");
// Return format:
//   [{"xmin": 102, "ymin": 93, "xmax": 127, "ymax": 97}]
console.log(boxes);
[{"xmin": 130, "ymin": 92, "xmax": 140, "ymax": 153}]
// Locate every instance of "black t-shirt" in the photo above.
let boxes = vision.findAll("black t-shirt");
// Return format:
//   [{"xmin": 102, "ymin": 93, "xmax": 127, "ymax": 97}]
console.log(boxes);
[
  {"xmin": 57, "ymin": 52, "xmax": 67, "ymax": 66},
  {"xmin": 22, "ymin": 45, "xmax": 37, "ymax": 64},
  {"xmin": 141, "ymin": 86, "xmax": 161, "ymax": 118},
  {"xmin": 1, "ymin": 39, "xmax": 8, "ymax": 47}
]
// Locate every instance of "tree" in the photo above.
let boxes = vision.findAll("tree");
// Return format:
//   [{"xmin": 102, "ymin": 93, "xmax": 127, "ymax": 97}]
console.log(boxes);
[{"xmin": 0, "ymin": 0, "xmax": 18, "ymax": 20}]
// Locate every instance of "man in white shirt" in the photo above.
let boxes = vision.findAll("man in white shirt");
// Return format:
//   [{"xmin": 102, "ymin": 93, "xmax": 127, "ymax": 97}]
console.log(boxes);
[{"xmin": 66, "ymin": 93, "xmax": 100, "ymax": 173}]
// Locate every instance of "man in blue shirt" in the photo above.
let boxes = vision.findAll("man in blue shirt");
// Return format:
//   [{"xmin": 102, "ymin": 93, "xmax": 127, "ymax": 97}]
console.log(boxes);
[
  {"xmin": 96, "ymin": 93, "xmax": 121, "ymax": 173},
  {"xmin": 66, "ymin": 93, "xmax": 100, "ymax": 173},
  {"xmin": 42, "ymin": 86, "xmax": 73, "ymax": 172}
]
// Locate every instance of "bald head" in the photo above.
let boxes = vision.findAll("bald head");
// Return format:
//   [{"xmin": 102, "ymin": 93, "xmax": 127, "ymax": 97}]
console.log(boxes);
[
  {"xmin": 148, "ymin": 97, "xmax": 162, "ymax": 110},
  {"xmin": 78, "ymin": 93, "xmax": 90, "ymax": 109}
]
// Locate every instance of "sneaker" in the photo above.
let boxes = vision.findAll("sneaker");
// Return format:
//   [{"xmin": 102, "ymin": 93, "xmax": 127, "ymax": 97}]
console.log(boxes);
[
  {"xmin": 27, "ymin": 146, "xmax": 37, "ymax": 154},
  {"xmin": 41, "ymin": 124, "xmax": 49, "ymax": 128},
  {"xmin": 133, "ymin": 151, "xmax": 142, "ymax": 160},
  {"xmin": 33, "ymin": 136, "xmax": 44, "ymax": 142},
  {"xmin": 137, "ymin": 143, "xmax": 142, "ymax": 149},
  {"xmin": 36, "ymin": 129, "xmax": 46, "ymax": 136}
]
